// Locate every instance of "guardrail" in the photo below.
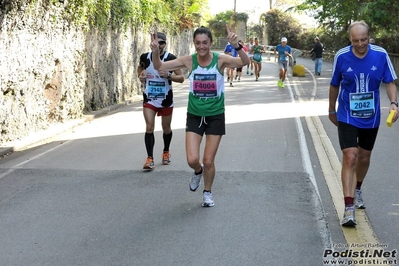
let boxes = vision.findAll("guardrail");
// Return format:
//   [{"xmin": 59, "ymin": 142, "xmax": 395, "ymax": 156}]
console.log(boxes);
[{"xmin": 290, "ymin": 49, "xmax": 303, "ymax": 67}]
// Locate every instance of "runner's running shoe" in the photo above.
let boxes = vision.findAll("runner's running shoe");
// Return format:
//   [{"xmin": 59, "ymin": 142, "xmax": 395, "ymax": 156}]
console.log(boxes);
[
  {"xmin": 341, "ymin": 206, "xmax": 356, "ymax": 226},
  {"xmin": 189, "ymin": 164, "xmax": 203, "ymax": 191},
  {"xmin": 202, "ymin": 191, "xmax": 215, "ymax": 207},
  {"xmin": 162, "ymin": 151, "xmax": 171, "ymax": 165},
  {"xmin": 143, "ymin": 157, "xmax": 155, "ymax": 170},
  {"xmin": 355, "ymin": 189, "xmax": 366, "ymax": 209}
]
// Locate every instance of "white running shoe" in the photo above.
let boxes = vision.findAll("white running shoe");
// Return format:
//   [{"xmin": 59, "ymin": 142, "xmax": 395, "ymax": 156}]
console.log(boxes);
[
  {"xmin": 341, "ymin": 206, "xmax": 356, "ymax": 226},
  {"xmin": 189, "ymin": 164, "xmax": 203, "ymax": 191},
  {"xmin": 355, "ymin": 189, "xmax": 366, "ymax": 209},
  {"xmin": 202, "ymin": 191, "xmax": 215, "ymax": 207}
]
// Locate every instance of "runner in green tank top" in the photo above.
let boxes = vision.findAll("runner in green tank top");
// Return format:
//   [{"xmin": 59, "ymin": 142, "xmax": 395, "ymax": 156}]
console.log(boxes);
[{"xmin": 150, "ymin": 26, "xmax": 249, "ymax": 207}]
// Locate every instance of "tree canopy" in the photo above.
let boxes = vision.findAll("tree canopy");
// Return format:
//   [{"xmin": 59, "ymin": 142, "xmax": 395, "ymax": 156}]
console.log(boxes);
[
  {"xmin": 261, "ymin": 9, "xmax": 301, "ymax": 47},
  {"xmin": 1, "ymin": 0, "xmax": 207, "ymax": 32},
  {"xmin": 296, "ymin": 0, "xmax": 399, "ymax": 35},
  {"xmin": 207, "ymin": 10, "xmax": 248, "ymax": 38}
]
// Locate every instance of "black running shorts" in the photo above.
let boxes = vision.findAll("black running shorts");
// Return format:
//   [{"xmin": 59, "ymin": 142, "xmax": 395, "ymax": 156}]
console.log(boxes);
[
  {"xmin": 338, "ymin": 122, "xmax": 379, "ymax": 151},
  {"xmin": 186, "ymin": 112, "xmax": 225, "ymax": 136}
]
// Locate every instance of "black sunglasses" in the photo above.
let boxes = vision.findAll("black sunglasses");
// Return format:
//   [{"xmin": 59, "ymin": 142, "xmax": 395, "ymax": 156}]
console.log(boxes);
[{"xmin": 158, "ymin": 41, "xmax": 166, "ymax": 45}]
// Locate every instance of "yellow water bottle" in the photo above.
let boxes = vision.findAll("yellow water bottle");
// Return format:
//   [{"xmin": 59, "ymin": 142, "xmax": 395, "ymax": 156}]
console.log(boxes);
[{"xmin": 386, "ymin": 110, "xmax": 395, "ymax": 127}]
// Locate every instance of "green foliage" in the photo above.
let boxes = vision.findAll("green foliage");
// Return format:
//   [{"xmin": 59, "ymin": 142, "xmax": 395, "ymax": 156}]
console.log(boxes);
[
  {"xmin": 206, "ymin": 11, "xmax": 233, "ymax": 37},
  {"xmin": 298, "ymin": 28, "xmax": 347, "ymax": 53},
  {"xmin": 247, "ymin": 24, "xmax": 264, "ymax": 41},
  {"xmin": 235, "ymin": 12, "xmax": 248, "ymax": 22},
  {"xmin": 207, "ymin": 11, "xmax": 248, "ymax": 38},
  {"xmin": 262, "ymin": 9, "xmax": 302, "ymax": 47},
  {"xmin": 296, "ymin": 0, "xmax": 353, "ymax": 30},
  {"xmin": 294, "ymin": 0, "xmax": 399, "ymax": 52},
  {"xmin": 164, "ymin": 0, "xmax": 205, "ymax": 31},
  {"xmin": 361, "ymin": 0, "xmax": 399, "ymax": 34},
  {"xmin": 110, "ymin": 0, "xmax": 136, "ymax": 29},
  {"xmin": 4, "ymin": 0, "xmax": 206, "ymax": 33},
  {"xmin": 296, "ymin": 0, "xmax": 399, "ymax": 32}
]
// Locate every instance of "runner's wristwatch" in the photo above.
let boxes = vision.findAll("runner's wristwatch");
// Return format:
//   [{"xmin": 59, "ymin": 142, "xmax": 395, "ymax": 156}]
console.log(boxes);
[{"xmin": 391, "ymin": 101, "xmax": 398, "ymax": 107}]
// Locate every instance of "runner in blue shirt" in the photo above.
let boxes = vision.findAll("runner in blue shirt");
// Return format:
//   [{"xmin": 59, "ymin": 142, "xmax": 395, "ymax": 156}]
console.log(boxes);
[
  {"xmin": 224, "ymin": 42, "xmax": 238, "ymax": 87},
  {"xmin": 328, "ymin": 21, "xmax": 398, "ymax": 226},
  {"xmin": 274, "ymin": 37, "xmax": 292, "ymax": 88}
]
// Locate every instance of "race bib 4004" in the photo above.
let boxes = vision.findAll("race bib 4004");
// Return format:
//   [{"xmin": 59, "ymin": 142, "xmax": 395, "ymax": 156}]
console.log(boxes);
[{"xmin": 193, "ymin": 74, "xmax": 217, "ymax": 98}]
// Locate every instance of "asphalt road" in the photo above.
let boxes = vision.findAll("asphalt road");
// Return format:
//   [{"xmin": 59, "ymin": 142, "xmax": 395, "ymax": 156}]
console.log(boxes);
[{"xmin": 0, "ymin": 54, "xmax": 398, "ymax": 266}]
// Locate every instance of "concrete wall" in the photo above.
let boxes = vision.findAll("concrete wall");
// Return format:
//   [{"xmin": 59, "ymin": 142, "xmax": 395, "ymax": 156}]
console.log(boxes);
[{"xmin": 0, "ymin": 4, "xmax": 194, "ymax": 144}]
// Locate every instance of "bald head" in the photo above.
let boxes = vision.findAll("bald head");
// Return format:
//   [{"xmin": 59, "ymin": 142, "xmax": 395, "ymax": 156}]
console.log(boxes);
[
  {"xmin": 348, "ymin": 20, "xmax": 370, "ymax": 57},
  {"xmin": 348, "ymin": 21, "xmax": 369, "ymax": 41}
]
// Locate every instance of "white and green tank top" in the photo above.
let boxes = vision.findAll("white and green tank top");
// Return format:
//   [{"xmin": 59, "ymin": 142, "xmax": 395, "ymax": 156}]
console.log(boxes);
[{"xmin": 188, "ymin": 52, "xmax": 225, "ymax": 116}]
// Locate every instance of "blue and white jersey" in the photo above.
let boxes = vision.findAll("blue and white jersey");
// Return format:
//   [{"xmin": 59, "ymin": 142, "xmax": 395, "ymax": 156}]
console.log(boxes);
[{"xmin": 331, "ymin": 44, "xmax": 397, "ymax": 128}]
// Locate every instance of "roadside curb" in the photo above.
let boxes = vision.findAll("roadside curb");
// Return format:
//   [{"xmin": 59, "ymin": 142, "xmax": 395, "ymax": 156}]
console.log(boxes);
[{"xmin": 0, "ymin": 96, "xmax": 142, "ymax": 157}]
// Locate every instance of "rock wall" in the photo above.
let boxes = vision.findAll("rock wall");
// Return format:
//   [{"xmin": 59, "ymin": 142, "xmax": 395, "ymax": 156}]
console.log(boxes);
[{"xmin": 0, "ymin": 2, "xmax": 194, "ymax": 144}]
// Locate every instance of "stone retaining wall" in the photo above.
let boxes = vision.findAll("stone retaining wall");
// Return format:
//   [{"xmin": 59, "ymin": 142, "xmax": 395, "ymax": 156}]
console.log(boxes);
[{"xmin": 0, "ymin": 3, "xmax": 194, "ymax": 144}]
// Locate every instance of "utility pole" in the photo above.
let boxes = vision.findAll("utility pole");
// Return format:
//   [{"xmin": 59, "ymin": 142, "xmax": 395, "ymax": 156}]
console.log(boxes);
[{"xmin": 231, "ymin": 0, "xmax": 237, "ymax": 31}]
